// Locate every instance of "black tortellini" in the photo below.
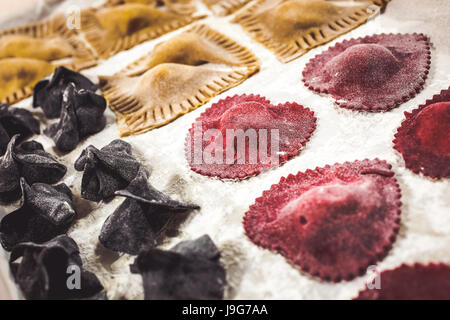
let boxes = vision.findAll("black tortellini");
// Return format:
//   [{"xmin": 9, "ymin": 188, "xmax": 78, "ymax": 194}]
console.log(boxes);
[
  {"xmin": 0, "ymin": 135, "xmax": 66, "ymax": 203},
  {"xmin": 0, "ymin": 178, "xmax": 76, "ymax": 251},
  {"xmin": 99, "ymin": 167, "xmax": 200, "ymax": 255},
  {"xmin": 9, "ymin": 235, "xmax": 105, "ymax": 300},
  {"xmin": 74, "ymin": 140, "xmax": 142, "ymax": 202},
  {"xmin": 0, "ymin": 104, "xmax": 40, "ymax": 155},
  {"xmin": 130, "ymin": 235, "xmax": 226, "ymax": 300},
  {"xmin": 44, "ymin": 83, "xmax": 106, "ymax": 152},
  {"xmin": 33, "ymin": 66, "xmax": 98, "ymax": 119}
]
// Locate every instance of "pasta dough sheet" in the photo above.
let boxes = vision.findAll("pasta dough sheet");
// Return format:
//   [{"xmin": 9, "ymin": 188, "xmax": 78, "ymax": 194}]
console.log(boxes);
[{"xmin": 0, "ymin": 0, "xmax": 449, "ymax": 300}]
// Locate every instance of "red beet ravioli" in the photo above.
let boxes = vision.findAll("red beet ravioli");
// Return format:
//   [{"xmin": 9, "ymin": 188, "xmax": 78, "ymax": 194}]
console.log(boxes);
[
  {"xmin": 185, "ymin": 94, "xmax": 316, "ymax": 179},
  {"xmin": 393, "ymin": 87, "xmax": 450, "ymax": 179},
  {"xmin": 302, "ymin": 33, "xmax": 431, "ymax": 111},
  {"xmin": 355, "ymin": 263, "xmax": 450, "ymax": 300},
  {"xmin": 244, "ymin": 159, "xmax": 402, "ymax": 282}
]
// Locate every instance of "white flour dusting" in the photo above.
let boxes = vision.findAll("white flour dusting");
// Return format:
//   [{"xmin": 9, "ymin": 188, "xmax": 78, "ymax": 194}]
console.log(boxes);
[{"xmin": 0, "ymin": 0, "xmax": 449, "ymax": 300}]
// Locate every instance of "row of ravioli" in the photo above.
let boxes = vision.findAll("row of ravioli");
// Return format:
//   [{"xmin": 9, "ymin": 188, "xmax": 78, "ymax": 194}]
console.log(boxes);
[
  {"xmin": 5, "ymin": 3, "xmax": 435, "ymax": 149},
  {"xmin": 1, "ymin": 61, "xmax": 449, "ymax": 300},
  {"xmin": 2, "ymin": 24, "xmax": 445, "ymax": 180},
  {"xmin": 6, "ymin": 28, "xmax": 432, "ymax": 141},
  {"xmin": 1, "ymin": 0, "xmax": 389, "ymax": 108}
]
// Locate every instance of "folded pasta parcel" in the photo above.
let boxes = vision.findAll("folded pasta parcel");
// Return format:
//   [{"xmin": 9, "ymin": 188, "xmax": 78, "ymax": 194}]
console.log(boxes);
[
  {"xmin": 233, "ymin": 0, "xmax": 390, "ymax": 63},
  {"xmin": 0, "ymin": 14, "xmax": 96, "ymax": 104},
  {"xmin": 100, "ymin": 24, "xmax": 260, "ymax": 136},
  {"xmin": 79, "ymin": 2, "xmax": 203, "ymax": 59}
]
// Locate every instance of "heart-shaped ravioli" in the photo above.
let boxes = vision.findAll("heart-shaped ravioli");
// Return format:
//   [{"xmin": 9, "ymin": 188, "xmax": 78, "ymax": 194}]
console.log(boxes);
[
  {"xmin": 393, "ymin": 87, "xmax": 450, "ymax": 179},
  {"xmin": 303, "ymin": 33, "xmax": 431, "ymax": 111},
  {"xmin": 244, "ymin": 159, "xmax": 402, "ymax": 282},
  {"xmin": 185, "ymin": 94, "xmax": 316, "ymax": 179}
]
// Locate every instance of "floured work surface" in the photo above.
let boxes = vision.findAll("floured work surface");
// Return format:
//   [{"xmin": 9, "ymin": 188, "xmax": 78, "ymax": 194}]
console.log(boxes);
[{"xmin": 0, "ymin": 0, "xmax": 449, "ymax": 300}]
